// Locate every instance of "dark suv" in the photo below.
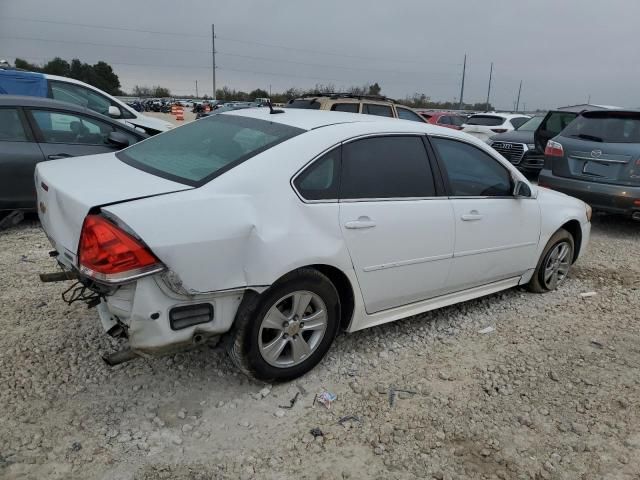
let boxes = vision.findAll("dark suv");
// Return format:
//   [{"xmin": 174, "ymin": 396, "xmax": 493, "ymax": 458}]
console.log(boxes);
[
  {"xmin": 488, "ymin": 116, "xmax": 544, "ymax": 174},
  {"xmin": 538, "ymin": 110, "xmax": 640, "ymax": 219}
]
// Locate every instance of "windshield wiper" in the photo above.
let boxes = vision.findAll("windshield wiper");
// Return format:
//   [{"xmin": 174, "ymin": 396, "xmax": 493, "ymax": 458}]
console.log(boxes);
[{"xmin": 569, "ymin": 133, "xmax": 603, "ymax": 142}]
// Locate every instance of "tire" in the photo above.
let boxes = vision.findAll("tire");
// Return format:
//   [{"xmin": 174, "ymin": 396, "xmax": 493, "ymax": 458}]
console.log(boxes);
[
  {"xmin": 527, "ymin": 228, "xmax": 575, "ymax": 293},
  {"xmin": 226, "ymin": 268, "xmax": 340, "ymax": 382}
]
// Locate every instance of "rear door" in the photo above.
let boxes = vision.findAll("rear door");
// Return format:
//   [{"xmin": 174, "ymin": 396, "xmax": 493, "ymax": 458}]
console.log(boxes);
[
  {"xmin": 0, "ymin": 107, "xmax": 44, "ymax": 210},
  {"xmin": 338, "ymin": 135, "xmax": 455, "ymax": 313},
  {"xmin": 551, "ymin": 112, "xmax": 640, "ymax": 186},
  {"xmin": 430, "ymin": 136, "xmax": 540, "ymax": 291},
  {"xmin": 26, "ymin": 108, "xmax": 136, "ymax": 160},
  {"xmin": 534, "ymin": 110, "xmax": 578, "ymax": 152}
]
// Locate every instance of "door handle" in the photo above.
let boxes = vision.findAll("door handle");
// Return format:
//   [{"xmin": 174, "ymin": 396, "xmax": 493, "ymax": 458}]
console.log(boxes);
[
  {"xmin": 461, "ymin": 210, "xmax": 483, "ymax": 221},
  {"xmin": 47, "ymin": 154, "xmax": 72, "ymax": 160},
  {"xmin": 344, "ymin": 216, "xmax": 377, "ymax": 229}
]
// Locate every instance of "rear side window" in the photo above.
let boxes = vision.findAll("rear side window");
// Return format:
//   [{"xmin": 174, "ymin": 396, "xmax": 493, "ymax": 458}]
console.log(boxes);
[
  {"xmin": 362, "ymin": 104, "xmax": 394, "ymax": 118},
  {"xmin": 396, "ymin": 107, "xmax": 425, "ymax": 123},
  {"xmin": 49, "ymin": 80, "xmax": 136, "ymax": 119},
  {"xmin": 118, "ymin": 114, "xmax": 304, "ymax": 186},
  {"xmin": 432, "ymin": 137, "xmax": 512, "ymax": 197},
  {"xmin": 0, "ymin": 108, "xmax": 28, "ymax": 141},
  {"xmin": 331, "ymin": 103, "xmax": 359, "ymax": 113},
  {"xmin": 294, "ymin": 148, "xmax": 340, "ymax": 200},
  {"xmin": 561, "ymin": 113, "xmax": 640, "ymax": 143},
  {"xmin": 341, "ymin": 136, "xmax": 435, "ymax": 199},
  {"xmin": 286, "ymin": 99, "xmax": 321, "ymax": 110},
  {"xmin": 466, "ymin": 115, "xmax": 505, "ymax": 126}
]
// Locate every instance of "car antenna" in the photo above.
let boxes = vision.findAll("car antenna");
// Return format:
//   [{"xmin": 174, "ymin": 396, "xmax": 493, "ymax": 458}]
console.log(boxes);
[{"xmin": 268, "ymin": 100, "xmax": 284, "ymax": 114}]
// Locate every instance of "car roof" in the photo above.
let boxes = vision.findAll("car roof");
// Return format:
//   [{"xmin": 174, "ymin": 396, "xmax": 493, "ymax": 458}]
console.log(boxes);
[
  {"xmin": 0, "ymin": 95, "xmax": 143, "ymax": 134},
  {"xmin": 224, "ymin": 107, "xmax": 479, "ymax": 138},
  {"xmin": 468, "ymin": 112, "xmax": 530, "ymax": 119},
  {"xmin": 556, "ymin": 103, "xmax": 622, "ymax": 113}
]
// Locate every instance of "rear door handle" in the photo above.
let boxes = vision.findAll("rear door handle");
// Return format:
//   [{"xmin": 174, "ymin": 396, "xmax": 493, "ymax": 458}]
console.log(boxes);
[
  {"xmin": 47, "ymin": 154, "xmax": 72, "ymax": 160},
  {"xmin": 344, "ymin": 216, "xmax": 377, "ymax": 229},
  {"xmin": 461, "ymin": 210, "xmax": 483, "ymax": 221}
]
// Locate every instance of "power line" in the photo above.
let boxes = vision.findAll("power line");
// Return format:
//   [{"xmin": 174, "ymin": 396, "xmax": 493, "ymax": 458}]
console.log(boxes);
[
  {"xmin": 1, "ymin": 16, "xmax": 460, "ymax": 65},
  {"xmin": 0, "ymin": 34, "xmax": 459, "ymax": 77}
]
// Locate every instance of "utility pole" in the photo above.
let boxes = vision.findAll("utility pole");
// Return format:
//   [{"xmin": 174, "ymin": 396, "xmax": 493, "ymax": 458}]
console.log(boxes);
[
  {"xmin": 458, "ymin": 54, "xmax": 466, "ymax": 111},
  {"xmin": 485, "ymin": 62, "xmax": 493, "ymax": 111},
  {"xmin": 587, "ymin": 94, "xmax": 591, "ymax": 104},
  {"xmin": 269, "ymin": 84, "xmax": 272, "ymax": 97},
  {"xmin": 195, "ymin": 80, "xmax": 198, "ymax": 99},
  {"xmin": 211, "ymin": 24, "xmax": 216, "ymax": 100},
  {"xmin": 515, "ymin": 80, "xmax": 522, "ymax": 112}
]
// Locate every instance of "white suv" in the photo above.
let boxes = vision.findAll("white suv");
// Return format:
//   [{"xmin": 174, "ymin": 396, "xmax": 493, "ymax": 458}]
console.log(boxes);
[{"xmin": 462, "ymin": 113, "xmax": 531, "ymax": 142}]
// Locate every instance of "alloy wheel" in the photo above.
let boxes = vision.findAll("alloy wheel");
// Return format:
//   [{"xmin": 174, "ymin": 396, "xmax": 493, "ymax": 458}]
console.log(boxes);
[
  {"xmin": 258, "ymin": 291, "xmax": 328, "ymax": 368},
  {"xmin": 543, "ymin": 241, "xmax": 572, "ymax": 290}
]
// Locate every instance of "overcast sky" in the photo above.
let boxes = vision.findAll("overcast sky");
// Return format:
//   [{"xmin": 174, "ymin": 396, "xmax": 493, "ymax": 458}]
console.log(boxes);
[{"xmin": 2, "ymin": 0, "xmax": 639, "ymax": 110}]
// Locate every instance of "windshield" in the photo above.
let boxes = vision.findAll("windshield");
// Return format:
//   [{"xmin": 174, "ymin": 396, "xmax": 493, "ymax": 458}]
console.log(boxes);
[
  {"xmin": 516, "ymin": 116, "xmax": 544, "ymax": 131},
  {"xmin": 561, "ymin": 112, "xmax": 640, "ymax": 143},
  {"xmin": 117, "ymin": 114, "xmax": 305, "ymax": 186}
]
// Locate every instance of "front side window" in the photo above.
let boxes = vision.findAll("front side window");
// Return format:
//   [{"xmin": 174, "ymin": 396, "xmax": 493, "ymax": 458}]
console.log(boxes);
[
  {"xmin": 543, "ymin": 112, "xmax": 577, "ymax": 136},
  {"xmin": 437, "ymin": 116, "xmax": 451, "ymax": 125},
  {"xmin": 362, "ymin": 103, "xmax": 394, "ymax": 118},
  {"xmin": 294, "ymin": 148, "xmax": 340, "ymax": 200},
  {"xmin": 31, "ymin": 110, "xmax": 116, "ymax": 145},
  {"xmin": 516, "ymin": 116, "xmax": 543, "ymax": 131},
  {"xmin": 396, "ymin": 107, "xmax": 425, "ymax": 123},
  {"xmin": 341, "ymin": 136, "xmax": 435, "ymax": 199},
  {"xmin": 330, "ymin": 103, "xmax": 359, "ymax": 113},
  {"xmin": 0, "ymin": 108, "xmax": 28, "ymax": 142},
  {"xmin": 118, "ymin": 114, "xmax": 305, "ymax": 186},
  {"xmin": 431, "ymin": 137, "xmax": 512, "ymax": 197}
]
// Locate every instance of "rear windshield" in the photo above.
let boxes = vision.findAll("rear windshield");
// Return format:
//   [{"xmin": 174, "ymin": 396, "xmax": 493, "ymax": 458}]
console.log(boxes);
[
  {"xmin": 286, "ymin": 99, "xmax": 321, "ymax": 110},
  {"xmin": 117, "ymin": 114, "xmax": 305, "ymax": 186},
  {"xmin": 561, "ymin": 112, "xmax": 640, "ymax": 143},
  {"xmin": 449, "ymin": 115, "xmax": 466, "ymax": 126},
  {"xmin": 466, "ymin": 115, "xmax": 505, "ymax": 126}
]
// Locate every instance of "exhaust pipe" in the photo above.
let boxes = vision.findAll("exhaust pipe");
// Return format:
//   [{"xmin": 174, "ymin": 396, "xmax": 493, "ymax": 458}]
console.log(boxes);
[{"xmin": 102, "ymin": 348, "xmax": 138, "ymax": 366}]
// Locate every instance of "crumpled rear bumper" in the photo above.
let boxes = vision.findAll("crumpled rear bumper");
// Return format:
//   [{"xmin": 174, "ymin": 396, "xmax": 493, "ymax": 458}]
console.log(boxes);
[{"xmin": 97, "ymin": 274, "xmax": 245, "ymax": 355}]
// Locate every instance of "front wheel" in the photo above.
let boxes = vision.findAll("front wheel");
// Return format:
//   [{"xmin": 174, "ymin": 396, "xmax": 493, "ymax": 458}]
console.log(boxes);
[
  {"xmin": 227, "ymin": 268, "xmax": 340, "ymax": 382},
  {"xmin": 528, "ymin": 228, "xmax": 575, "ymax": 293}
]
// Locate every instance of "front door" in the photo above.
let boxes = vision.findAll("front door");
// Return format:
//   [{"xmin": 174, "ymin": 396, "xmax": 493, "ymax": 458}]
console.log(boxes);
[
  {"xmin": 0, "ymin": 107, "xmax": 44, "ymax": 210},
  {"xmin": 430, "ymin": 136, "xmax": 540, "ymax": 291},
  {"xmin": 338, "ymin": 135, "xmax": 455, "ymax": 313}
]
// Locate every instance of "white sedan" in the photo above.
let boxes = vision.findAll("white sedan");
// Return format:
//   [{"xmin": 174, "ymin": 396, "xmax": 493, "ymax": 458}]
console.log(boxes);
[{"xmin": 36, "ymin": 108, "xmax": 591, "ymax": 381}]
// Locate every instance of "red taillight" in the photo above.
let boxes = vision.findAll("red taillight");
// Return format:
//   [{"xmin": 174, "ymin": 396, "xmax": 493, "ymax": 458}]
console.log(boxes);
[
  {"xmin": 491, "ymin": 128, "xmax": 508, "ymax": 133},
  {"xmin": 544, "ymin": 140, "xmax": 564, "ymax": 158},
  {"xmin": 78, "ymin": 215, "xmax": 163, "ymax": 283}
]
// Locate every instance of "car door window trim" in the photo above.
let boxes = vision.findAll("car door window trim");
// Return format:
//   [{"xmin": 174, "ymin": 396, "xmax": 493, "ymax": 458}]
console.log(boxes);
[{"xmin": 291, "ymin": 132, "xmax": 447, "ymax": 204}]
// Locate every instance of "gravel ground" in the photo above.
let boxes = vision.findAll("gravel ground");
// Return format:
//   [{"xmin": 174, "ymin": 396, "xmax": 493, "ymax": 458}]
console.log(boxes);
[{"xmin": 0, "ymin": 214, "xmax": 638, "ymax": 480}]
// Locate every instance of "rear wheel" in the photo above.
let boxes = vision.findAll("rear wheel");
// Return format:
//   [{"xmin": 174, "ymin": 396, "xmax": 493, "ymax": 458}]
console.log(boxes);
[
  {"xmin": 528, "ymin": 228, "xmax": 575, "ymax": 293},
  {"xmin": 227, "ymin": 268, "xmax": 340, "ymax": 382}
]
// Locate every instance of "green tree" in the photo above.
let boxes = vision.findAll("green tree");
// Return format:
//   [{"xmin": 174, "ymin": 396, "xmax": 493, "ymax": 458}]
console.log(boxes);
[
  {"xmin": 14, "ymin": 58, "xmax": 41, "ymax": 72},
  {"xmin": 91, "ymin": 61, "xmax": 121, "ymax": 95},
  {"xmin": 42, "ymin": 57, "xmax": 70, "ymax": 77},
  {"xmin": 151, "ymin": 86, "xmax": 171, "ymax": 97},
  {"xmin": 368, "ymin": 82, "xmax": 382, "ymax": 96},
  {"xmin": 249, "ymin": 88, "xmax": 269, "ymax": 99}
]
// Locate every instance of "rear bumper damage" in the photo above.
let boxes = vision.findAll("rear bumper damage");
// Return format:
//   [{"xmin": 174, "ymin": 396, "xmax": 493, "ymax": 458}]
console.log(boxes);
[{"xmin": 42, "ymin": 264, "xmax": 247, "ymax": 362}]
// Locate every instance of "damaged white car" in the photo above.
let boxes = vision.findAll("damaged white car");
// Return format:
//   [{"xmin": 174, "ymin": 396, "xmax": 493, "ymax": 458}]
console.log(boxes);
[{"xmin": 36, "ymin": 108, "xmax": 591, "ymax": 381}]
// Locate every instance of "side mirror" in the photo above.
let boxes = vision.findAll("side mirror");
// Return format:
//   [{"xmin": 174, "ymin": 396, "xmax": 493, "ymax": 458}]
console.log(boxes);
[
  {"xmin": 106, "ymin": 131, "xmax": 130, "ymax": 149},
  {"xmin": 513, "ymin": 180, "xmax": 532, "ymax": 198},
  {"xmin": 108, "ymin": 105, "xmax": 121, "ymax": 118}
]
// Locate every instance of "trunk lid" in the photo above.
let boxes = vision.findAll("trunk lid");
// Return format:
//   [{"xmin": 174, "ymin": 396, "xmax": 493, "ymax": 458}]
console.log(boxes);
[{"xmin": 36, "ymin": 152, "xmax": 192, "ymax": 264}]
